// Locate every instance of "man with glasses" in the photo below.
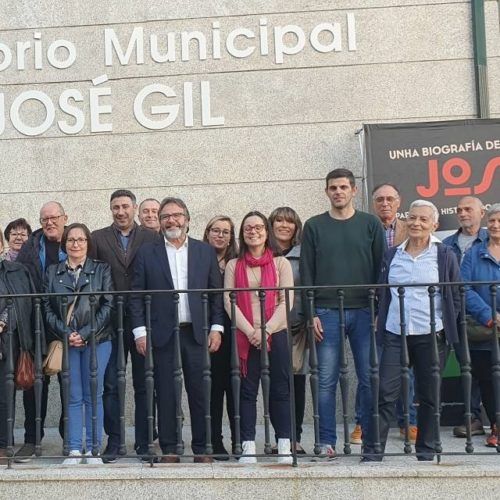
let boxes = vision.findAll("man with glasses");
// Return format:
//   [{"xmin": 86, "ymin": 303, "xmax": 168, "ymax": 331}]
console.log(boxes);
[
  {"xmin": 15, "ymin": 201, "xmax": 68, "ymax": 462},
  {"xmin": 138, "ymin": 198, "xmax": 161, "ymax": 233},
  {"xmin": 91, "ymin": 189, "xmax": 158, "ymax": 462},
  {"xmin": 367, "ymin": 184, "xmax": 417, "ymax": 445},
  {"xmin": 130, "ymin": 197, "xmax": 223, "ymax": 463},
  {"xmin": 300, "ymin": 169, "xmax": 386, "ymax": 459}
]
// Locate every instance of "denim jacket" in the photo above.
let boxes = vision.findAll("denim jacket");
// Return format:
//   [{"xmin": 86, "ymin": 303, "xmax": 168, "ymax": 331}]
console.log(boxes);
[{"xmin": 461, "ymin": 239, "xmax": 500, "ymax": 327}]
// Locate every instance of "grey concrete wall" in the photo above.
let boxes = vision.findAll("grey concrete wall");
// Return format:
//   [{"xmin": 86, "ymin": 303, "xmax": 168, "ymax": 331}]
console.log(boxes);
[
  {"xmin": 4, "ymin": 0, "xmax": 500, "ymax": 429},
  {"xmin": 1, "ymin": 1, "xmax": 497, "ymax": 233}
]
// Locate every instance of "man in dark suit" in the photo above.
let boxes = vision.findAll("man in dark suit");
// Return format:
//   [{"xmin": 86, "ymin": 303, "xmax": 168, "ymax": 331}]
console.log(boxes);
[
  {"xmin": 130, "ymin": 196, "xmax": 223, "ymax": 463},
  {"xmin": 91, "ymin": 189, "xmax": 158, "ymax": 462}
]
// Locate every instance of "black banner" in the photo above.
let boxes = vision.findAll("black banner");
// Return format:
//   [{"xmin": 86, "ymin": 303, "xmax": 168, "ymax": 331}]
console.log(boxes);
[{"xmin": 363, "ymin": 119, "xmax": 500, "ymax": 231}]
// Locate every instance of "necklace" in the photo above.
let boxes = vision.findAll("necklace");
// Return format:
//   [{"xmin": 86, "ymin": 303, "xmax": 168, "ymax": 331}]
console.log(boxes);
[
  {"xmin": 249, "ymin": 266, "xmax": 261, "ymax": 296},
  {"xmin": 217, "ymin": 256, "xmax": 226, "ymax": 273}
]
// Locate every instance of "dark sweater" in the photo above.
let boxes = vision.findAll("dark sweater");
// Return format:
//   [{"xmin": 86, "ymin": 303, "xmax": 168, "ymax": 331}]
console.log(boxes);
[{"xmin": 300, "ymin": 210, "xmax": 386, "ymax": 308}]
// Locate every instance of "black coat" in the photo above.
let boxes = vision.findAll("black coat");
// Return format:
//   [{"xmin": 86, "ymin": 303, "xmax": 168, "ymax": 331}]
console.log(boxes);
[
  {"xmin": 129, "ymin": 237, "xmax": 224, "ymax": 348},
  {"xmin": 42, "ymin": 258, "xmax": 115, "ymax": 344},
  {"xmin": 17, "ymin": 228, "xmax": 67, "ymax": 292},
  {"xmin": 0, "ymin": 260, "xmax": 40, "ymax": 356},
  {"xmin": 90, "ymin": 224, "xmax": 158, "ymax": 293}
]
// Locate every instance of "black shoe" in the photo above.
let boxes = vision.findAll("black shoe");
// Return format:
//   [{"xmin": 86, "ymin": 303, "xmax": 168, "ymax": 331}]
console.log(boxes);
[
  {"xmin": 102, "ymin": 446, "xmax": 119, "ymax": 464},
  {"xmin": 360, "ymin": 447, "xmax": 383, "ymax": 462},
  {"xmin": 136, "ymin": 446, "xmax": 160, "ymax": 463},
  {"xmin": 212, "ymin": 443, "xmax": 229, "ymax": 461},
  {"xmin": 14, "ymin": 443, "xmax": 36, "ymax": 463}
]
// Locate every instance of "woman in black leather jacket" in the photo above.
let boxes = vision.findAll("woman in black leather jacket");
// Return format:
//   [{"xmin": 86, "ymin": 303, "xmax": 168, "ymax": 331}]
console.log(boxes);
[{"xmin": 42, "ymin": 223, "xmax": 114, "ymax": 465}]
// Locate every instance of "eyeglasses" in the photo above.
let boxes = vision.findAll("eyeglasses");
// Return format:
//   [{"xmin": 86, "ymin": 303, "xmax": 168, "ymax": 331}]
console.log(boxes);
[
  {"xmin": 40, "ymin": 215, "xmax": 64, "ymax": 225},
  {"xmin": 67, "ymin": 238, "xmax": 88, "ymax": 246},
  {"xmin": 9, "ymin": 231, "xmax": 28, "ymax": 238},
  {"xmin": 160, "ymin": 212, "xmax": 185, "ymax": 221},
  {"xmin": 209, "ymin": 228, "xmax": 231, "ymax": 237},
  {"xmin": 243, "ymin": 224, "xmax": 266, "ymax": 234},
  {"xmin": 374, "ymin": 196, "xmax": 399, "ymax": 204}
]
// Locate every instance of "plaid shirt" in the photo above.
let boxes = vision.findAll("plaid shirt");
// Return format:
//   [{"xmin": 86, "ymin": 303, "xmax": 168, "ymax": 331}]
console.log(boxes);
[{"xmin": 384, "ymin": 219, "xmax": 397, "ymax": 248}]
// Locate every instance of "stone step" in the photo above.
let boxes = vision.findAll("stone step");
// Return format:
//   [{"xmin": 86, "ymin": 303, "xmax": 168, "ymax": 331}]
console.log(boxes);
[{"xmin": 1, "ymin": 425, "xmax": 499, "ymax": 499}]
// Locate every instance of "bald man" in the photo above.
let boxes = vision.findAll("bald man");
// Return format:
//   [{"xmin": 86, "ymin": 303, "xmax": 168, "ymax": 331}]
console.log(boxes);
[
  {"xmin": 15, "ymin": 201, "xmax": 69, "ymax": 462},
  {"xmin": 138, "ymin": 198, "xmax": 160, "ymax": 232},
  {"xmin": 444, "ymin": 197, "xmax": 487, "ymax": 262},
  {"xmin": 443, "ymin": 196, "xmax": 488, "ymax": 438}
]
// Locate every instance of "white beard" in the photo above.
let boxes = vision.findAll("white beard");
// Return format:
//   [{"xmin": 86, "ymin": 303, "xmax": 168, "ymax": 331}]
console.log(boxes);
[{"xmin": 163, "ymin": 227, "xmax": 183, "ymax": 240}]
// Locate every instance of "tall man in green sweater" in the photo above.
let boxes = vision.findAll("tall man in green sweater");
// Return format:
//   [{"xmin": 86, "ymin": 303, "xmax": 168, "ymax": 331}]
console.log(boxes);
[{"xmin": 300, "ymin": 168, "xmax": 386, "ymax": 458}]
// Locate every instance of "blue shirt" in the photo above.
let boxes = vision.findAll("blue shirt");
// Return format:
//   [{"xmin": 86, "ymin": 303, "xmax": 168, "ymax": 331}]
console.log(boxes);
[{"xmin": 386, "ymin": 236, "xmax": 444, "ymax": 335}]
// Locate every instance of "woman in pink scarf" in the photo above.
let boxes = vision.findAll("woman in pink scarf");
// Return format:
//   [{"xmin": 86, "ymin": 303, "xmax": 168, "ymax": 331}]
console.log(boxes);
[{"xmin": 224, "ymin": 211, "xmax": 294, "ymax": 464}]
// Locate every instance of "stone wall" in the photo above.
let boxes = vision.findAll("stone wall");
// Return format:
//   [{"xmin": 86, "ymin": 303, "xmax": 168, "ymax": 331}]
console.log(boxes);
[{"xmin": 4, "ymin": 0, "xmax": 500, "ymax": 427}]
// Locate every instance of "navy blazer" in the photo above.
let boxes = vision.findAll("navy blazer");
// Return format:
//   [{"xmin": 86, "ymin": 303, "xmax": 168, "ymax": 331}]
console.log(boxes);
[{"xmin": 129, "ymin": 236, "xmax": 224, "ymax": 348}]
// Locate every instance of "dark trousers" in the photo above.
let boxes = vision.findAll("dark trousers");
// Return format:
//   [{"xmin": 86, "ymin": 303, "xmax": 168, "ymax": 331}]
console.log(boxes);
[
  {"xmin": 241, "ymin": 330, "xmax": 291, "ymax": 441},
  {"xmin": 294, "ymin": 374, "xmax": 306, "ymax": 442},
  {"xmin": 365, "ymin": 331, "xmax": 446, "ymax": 459},
  {"xmin": 22, "ymin": 375, "xmax": 50, "ymax": 444},
  {"xmin": 0, "ymin": 355, "xmax": 16, "ymax": 448},
  {"xmin": 470, "ymin": 349, "xmax": 496, "ymax": 427},
  {"xmin": 103, "ymin": 317, "xmax": 149, "ymax": 450},
  {"xmin": 455, "ymin": 343, "xmax": 483, "ymax": 421},
  {"xmin": 210, "ymin": 329, "xmax": 235, "ymax": 447},
  {"xmin": 154, "ymin": 325, "xmax": 207, "ymax": 455}
]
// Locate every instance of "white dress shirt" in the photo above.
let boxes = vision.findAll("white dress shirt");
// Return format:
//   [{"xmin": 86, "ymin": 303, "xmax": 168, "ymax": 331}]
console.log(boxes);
[
  {"xmin": 166, "ymin": 237, "xmax": 191, "ymax": 324},
  {"xmin": 385, "ymin": 235, "xmax": 444, "ymax": 336},
  {"xmin": 133, "ymin": 236, "xmax": 223, "ymax": 340}
]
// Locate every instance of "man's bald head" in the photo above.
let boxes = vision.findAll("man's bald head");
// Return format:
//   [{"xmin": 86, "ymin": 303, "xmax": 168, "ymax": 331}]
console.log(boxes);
[
  {"xmin": 39, "ymin": 201, "xmax": 68, "ymax": 242},
  {"xmin": 456, "ymin": 196, "xmax": 484, "ymax": 235}
]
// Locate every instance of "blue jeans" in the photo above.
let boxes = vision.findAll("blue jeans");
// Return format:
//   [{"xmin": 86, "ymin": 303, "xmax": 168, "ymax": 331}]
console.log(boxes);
[
  {"xmin": 68, "ymin": 341, "xmax": 112, "ymax": 451},
  {"xmin": 316, "ymin": 307, "xmax": 371, "ymax": 447}
]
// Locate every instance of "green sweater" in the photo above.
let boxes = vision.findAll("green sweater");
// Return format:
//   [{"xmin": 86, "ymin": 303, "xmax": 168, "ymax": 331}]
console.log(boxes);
[{"xmin": 299, "ymin": 210, "xmax": 386, "ymax": 309}]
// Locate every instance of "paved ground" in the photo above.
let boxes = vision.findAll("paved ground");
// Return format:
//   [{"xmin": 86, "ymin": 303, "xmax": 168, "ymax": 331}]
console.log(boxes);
[{"xmin": 5, "ymin": 423, "xmax": 499, "ymax": 468}]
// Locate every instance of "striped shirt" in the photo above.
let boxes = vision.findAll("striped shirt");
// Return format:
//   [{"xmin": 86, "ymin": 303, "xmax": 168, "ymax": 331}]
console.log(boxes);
[{"xmin": 386, "ymin": 236, "xmax": 443, "ymax": 335}]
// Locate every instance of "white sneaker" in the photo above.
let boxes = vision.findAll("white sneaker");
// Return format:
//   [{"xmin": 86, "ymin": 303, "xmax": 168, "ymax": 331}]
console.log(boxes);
[
  {"xmin": 239, "ymin": 441, "xmax": 257, "ymax": 464},
  {"xmin": 63, "ymin": 450, "xmax": 82, "ymax": 465},
  {"xmin": 277, "ymin": 438, "xmax": 293, "ymax": 464},
  {"xmin": 319, "ymin": 445, "xmax": 337, "ymax": 461},
  {"xmin": 85, "ymin": 451, "xmax": 103, "ymax": 465}
]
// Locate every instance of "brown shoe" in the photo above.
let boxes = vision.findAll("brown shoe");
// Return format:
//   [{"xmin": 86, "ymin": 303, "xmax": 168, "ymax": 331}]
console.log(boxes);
[
  {"xmin": 486, "ymin": 426, "xmax": 497, "ymax": 448},
  {"xmin": 350, "ymin": 424, "xmax": 362, "ymax": 445},
  {"xmin": 453, "ymin": 419, "xmax": 485, "ymax": 438},
  {"xmin": 400, "ymin": 426, "xmax": 418, "ymax": 444},
  {"xmin": 160, "ymin": 454, "xmax": 180, "ymax": 464},
  {"xmin": 194, "ymin": 455, "xmax": 213, "ymax": 464},
  {"xmin": 0, "ymin": 448, "xmax": 9, "ymax": 466}
]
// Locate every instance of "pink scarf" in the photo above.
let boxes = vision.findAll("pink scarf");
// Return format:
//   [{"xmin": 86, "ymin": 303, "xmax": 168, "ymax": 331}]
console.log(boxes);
[{"xmin": 234, "ymin": 248, "xmax": 278, "ymax": 376}]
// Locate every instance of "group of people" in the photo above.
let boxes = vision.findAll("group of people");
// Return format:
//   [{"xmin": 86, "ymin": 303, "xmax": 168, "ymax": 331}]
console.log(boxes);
[{"xmin": 0, "ymin": 168, "xmax": 498, "ymax": 466}]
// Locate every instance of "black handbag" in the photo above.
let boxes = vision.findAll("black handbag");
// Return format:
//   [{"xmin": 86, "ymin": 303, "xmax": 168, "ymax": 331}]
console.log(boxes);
[{"xmin": 466, "ymin": 315, "xmax": 499, "ymax": 342}]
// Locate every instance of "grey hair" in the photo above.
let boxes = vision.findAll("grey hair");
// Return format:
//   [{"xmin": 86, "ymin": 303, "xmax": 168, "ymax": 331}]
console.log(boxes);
[
  {"xmin": 486, "ymin": 203, "xmax": 500, "ymax": 219},
  {"xmin": 409, "ymin": 199, "xmax": 439, "ymax": 224},
  {"xmin": 40, "ymin": 201, "xmax": 65, "ymax": 216},
  {"xmin": 159, "ymin": 197, "xmax": 190, "ymax": 221}
]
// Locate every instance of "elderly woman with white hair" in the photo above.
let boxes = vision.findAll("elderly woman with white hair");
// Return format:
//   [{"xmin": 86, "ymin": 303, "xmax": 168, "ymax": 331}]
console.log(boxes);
[
  {"xmin": 362, "ymin": 200, "xmax": 461, "ymax": 462},
  {"xmin": 461, "ymin": 203, "xmax": 500, "ymax": 447}
]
